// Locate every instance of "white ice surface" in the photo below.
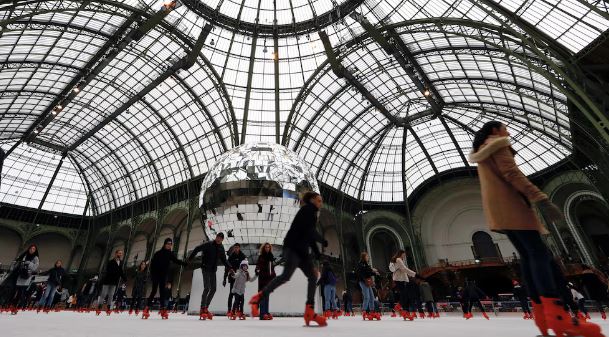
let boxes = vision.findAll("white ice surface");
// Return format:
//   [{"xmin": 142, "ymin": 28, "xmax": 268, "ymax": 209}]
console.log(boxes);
[{"xmin": 4, "ymin": 311, "xmax": 609, "ymax": 337}]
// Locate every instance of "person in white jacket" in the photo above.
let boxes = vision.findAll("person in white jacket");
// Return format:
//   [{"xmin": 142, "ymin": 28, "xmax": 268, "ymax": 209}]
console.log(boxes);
[{"xmin": 388, "ymin": 250, "xmax": 417, "ymax": 320}]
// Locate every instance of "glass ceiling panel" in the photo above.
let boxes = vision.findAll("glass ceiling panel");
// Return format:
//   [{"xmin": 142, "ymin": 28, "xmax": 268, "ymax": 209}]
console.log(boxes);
[{"xmin": 0, "ymin": 0, "xmax": 600, "ymax": 214}]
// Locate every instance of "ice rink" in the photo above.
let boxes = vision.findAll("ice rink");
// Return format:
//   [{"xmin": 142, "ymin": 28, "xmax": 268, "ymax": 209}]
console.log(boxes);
[{"xmin": 4, "ymin": 311, "xmax": 609, "ymax": 337}]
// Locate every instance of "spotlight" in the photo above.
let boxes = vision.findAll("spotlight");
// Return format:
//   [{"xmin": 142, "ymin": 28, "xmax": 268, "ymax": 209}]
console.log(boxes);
[
  {"xmin": 209, "ymin": 38, "xmax": 215, "ymax": 46},
  {"xmin": 34, "ymin": 127, "xmax": 41, "ymax": 134},
  {"xmin": 56, "ymin": 104, "xmax": 63, "ymax": 110},
  {"xmin": 263, "ymin": 46, "xmax": 268, "ymax": 53},
  {"xmin": 423, "ymin": 88, "xmax": 431, "ymax": 97},
  {"xmin": 475, "ymin": 259, "xmax": 481, "ymax": 264},
  {"xmin": 73, "ymin": 87, "xmax": 80, "ymax": 93}
]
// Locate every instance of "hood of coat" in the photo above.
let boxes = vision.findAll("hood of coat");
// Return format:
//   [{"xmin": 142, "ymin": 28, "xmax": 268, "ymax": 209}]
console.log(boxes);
[{"xmin": 468, "ymin": 136, "xmax": 511, "ymax": 163}]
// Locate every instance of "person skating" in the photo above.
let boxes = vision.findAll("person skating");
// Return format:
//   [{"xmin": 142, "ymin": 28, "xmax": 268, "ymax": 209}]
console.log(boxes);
[
  {"xmin": 462, "ymin": 280, "xmax": 489, "ymax": 320},
  {"xmin": 342, "ymin": 289, "xmax": 354, "ymax": 316},
  {"xmin": 142, "ymin": 238, "xmax": 187, "ymax": 320},
  {"xmin": 78, "ymin": 275, "xmax": 98, "ymax": 311},
  {"xmin": 223, "ymin": 243, "xmax": 246, "ymax": 316},
  {"xmin": 513, "ymin": 280, "xmax": 533, "ymax": 319},
  {"xmin": 129, "ymin": 261, "xmax": 148, "ymax": 315},
  {"xmin": 188, "ymin": 232, "xmax": 231, "ymax": 320},
  {"xmin": 419, "ymin": 279, "xmax": 438, "ymax": 318},
  {"xmin": 469, "ymin": 120, "xmax": 604, "ymax": 337},
  {"xmin": 96, "ymin": 250, "xmax": 126, "ymax": 316},
  {"xmin": 357, "ymin": 252, "xmax": 380, "ymax": 320},
  {"xmin": 229, "ymin": 260, "xmax": 257, "ymax": 320},
  {"xmin": 9, "ymin": 244, "xmax": 39, "ymax": 314},
  {"xmin": 249, "ymin": 191, "xmax": 329, "ymax": 327},
  {"xmin": 255, "ymin": 242, "xmax": 276, "ymax": 320},
  {"xmin": 319, "ymin": 262, "xmax": 339, "ymax": 319},
  {"xmin": 581, "ymin": 266, "xmax": 609, "ymax": 320},
  {"xmin": 37, "ymin": 259, "xmax": 66, "ymax": 312},
  {"xmin": 389, "ymin": 249, "xmax": 416, "ymax": 320},
  {"xmin": 114, "ymin": 283, "xmax": 127, "ymax": 313},
  {"xmin": 570, "ymin": 283, "xmax": 590, "ymax": 320}
]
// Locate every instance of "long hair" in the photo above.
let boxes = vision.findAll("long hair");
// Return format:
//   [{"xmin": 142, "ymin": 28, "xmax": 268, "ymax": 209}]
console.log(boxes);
[
  {"xmin": 472, "ymin": 121, "xmax": 503, "ymax": 152},
  {"xmin": 390, "ymin": 250, "xmax": 406, "ymax": 263},
  {"xmin": 258, "ymin": 242, "xmax": 272, "ymax": 256},
  {"xmin": 360, "ymin": 252, "xmax": 369, "ymax": 263},
  {"xmin": 18, "ymin": 244, "xmax": 39, "ymax": 261}
]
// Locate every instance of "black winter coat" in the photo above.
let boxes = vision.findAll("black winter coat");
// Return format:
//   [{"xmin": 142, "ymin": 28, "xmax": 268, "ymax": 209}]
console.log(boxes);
[
  {"xmin": 224, "ymin": 250, "xmax": 247, "ymax": 281},
  {"xmin": 188, "ymin": 241, "xmax": 229, "ymax": 272},
  {"xmin": 102, "ymin": 259, "xmax": 126, "ymax": 285},
  {"xmin": 43, "ymin": 266, "xmax": 66, "ymax": 286},
  {"xmin": 150, "ymin": 248, "xmax": 187, "ymax": 280},
  {"xmin": 513, "ymin": 285, "xmax": 527, "ymax": 301},
  {"xmin": 132, "ymin": 270, "xmax": 147, "ymax": 298},
  {"xmin": 581, "ymin": 271, "xmax": 609, "ymax": 301},
  {"xmin": 356, "ymin": 260, "xmax": 375, "ymax": 282},
  {"xmin": 282, "ymin": 203, "xmax": 324, "ymax": 259}
]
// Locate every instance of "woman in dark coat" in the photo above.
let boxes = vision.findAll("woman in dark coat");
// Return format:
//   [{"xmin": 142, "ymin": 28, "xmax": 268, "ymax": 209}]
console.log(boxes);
[
  {"xmin": 130, "ymin": 261, "xmax": 148, "ymax": 315},
  {"xmin": 255, "ymin": 242, "xmax": 276, "ymax": 320},
  {"xmin": 463, "ymin": 280, "xmax": 489, "ymax": 320},
  {"xmin": 38, "ymin": 259, "xmax": 66, "ymax": 311},
  {"xmin": 356, "ymin": 252, "xmax": 379, "ymax": 320}
]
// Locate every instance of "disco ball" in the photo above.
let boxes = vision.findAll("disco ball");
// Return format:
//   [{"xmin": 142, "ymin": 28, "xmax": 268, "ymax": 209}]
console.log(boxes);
[{"xmin": 199, "ymin": 142, "xmax": 320, "ymax": 261}]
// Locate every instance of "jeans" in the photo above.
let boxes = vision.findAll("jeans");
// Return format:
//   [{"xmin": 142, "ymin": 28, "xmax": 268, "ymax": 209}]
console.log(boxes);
[
  {"xmin": 505, "ymin": 230, "xmax": 559, "ymax": 302},
  {"xmin": 97, "ymin": 285, "xmax": 117, "ymax": 309},
  {"xmin": 259, "ymin": 296, "xmax": 270, "ymax": 317},
  {"xmin": 39, "ymin": 283, "xmax": 58, "ymax": 307},
  {"xmin": 201, "ymin": 271, "xmax": 217, "ymax": 308},
  {"xmin": 324, "ymin": 284, "xmax": 337, "ymax": 310},
  {"xmin": 359, "ymin": 281, "xmax": 374, "ymax": 312},
  {"xmin": 261, "ymin": 248, "xmax": 317, "ymax": 305}
]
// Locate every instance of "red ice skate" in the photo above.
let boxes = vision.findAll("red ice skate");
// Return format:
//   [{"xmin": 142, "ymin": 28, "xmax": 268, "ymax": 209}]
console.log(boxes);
[
  {"xmin": 199, "ymin": 307, "xmax": 212, "ymax": 320},
  {"xmin": 262, "ymin": 313, "xmax": 273, "ymax": 320},
  {"xmin": 249, "ymin": 292, "xmax": 262, "ymax": 318},
  {"xmin": 160, "ymin": 309, "xmax": 169, "ymax": 320},
  {"xmin": 540, "ymin": 297, "xmax": 604, "ymax": 337},
  {"xmin": 141, "ymin": 307, "xmax": 150, "ymax": 320},
  {"xmin": 482, "ymin": 312, "xmax": 490, "ymax": 320},
  {"xmin": 238, "ymin": 312, "xmax": 246, "ymax": 320},
  {"xmin": 402, "ymin": 311, "xmax": 414, "ymax": 321},
  {"xmin": 418, "ymin": 312, "xmax": 425, "ymax": 319},
  {"xmin": 304, "ymin": 304, "xmax": 327, "ymax": 327},
  {"xmin": 602, "ymin": 311, "xmax": 607, "ymax": 320}
]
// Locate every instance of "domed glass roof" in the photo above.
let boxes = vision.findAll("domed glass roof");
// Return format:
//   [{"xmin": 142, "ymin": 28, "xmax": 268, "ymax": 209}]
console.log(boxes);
[{"xmin": 0, "ymin": 0, "xmax": 607, "ymax": 215}]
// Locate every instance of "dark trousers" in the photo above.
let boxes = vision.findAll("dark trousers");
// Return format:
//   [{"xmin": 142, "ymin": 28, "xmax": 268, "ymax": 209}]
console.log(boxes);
[
  {"xmin": 227, "ymin": 279, "xmax": 235, "ymax": 311},
  {"xmin": 12, "ymin": 286, "xmax": 28, "ymax": 308},
  {"xmin": 505, "ymin": 230, "xmax": 559, "ymax": 302},
  {"xmin": 424, "ymin": 301, "xmax": 436, "ymax": 314},
  {"xmin": 394, "ymin": 281, "xmax": 410, "ymax": 311},
  {"xmin": 231, "ymin": 293, "xmax": 244, "ymax": 313},
  {"xmin": 201, "ymin": 271, "xmax": 217, "ymax": 308},
  {"xmin": 130, "ymin": 296, "xmax": 143, "ymax": 311},
  {"xmin": 577, "ymin": 298, "xmax": 588, "ymax": 315},
  {"xmin": 147, "ymin": 277, "xmax": 169, "ymax": 309},
  {"xmin": 261, "ymin": 248, "xmax": 317, "ymax": 305},
  {"xmin": 518, "ymin": 298, "xmax": 531, "ymax": 314},
  {"xmin": 259, "ymin": 295, "xmax": 270, "ymax": 317},
  {"xmin": 464, "ymin": 299, "xmax": 485, "ymax": 313}
]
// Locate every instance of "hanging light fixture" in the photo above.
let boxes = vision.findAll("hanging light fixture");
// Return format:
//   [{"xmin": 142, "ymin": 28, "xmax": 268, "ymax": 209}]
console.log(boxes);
[
  {"xmin": 210, "ymin": 38, "xmax": 215, "ymax": 46},
  {"xmin": 73, "ymin": 86, "xmax": 80, "ymax": 93},
  {"xmin": 423, "ymin": 88, "xmax": 431, "ymax": 97}
]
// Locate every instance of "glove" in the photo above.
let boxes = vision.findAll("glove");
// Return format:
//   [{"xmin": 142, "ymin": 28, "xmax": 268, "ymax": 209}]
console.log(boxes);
[
  {"xmin": 536, "ymin": 199, "xmax": 564, "ymax": 223},
  {"xmin": 322, "ymin": 240, "xmax": 329, "ymax": 248}
]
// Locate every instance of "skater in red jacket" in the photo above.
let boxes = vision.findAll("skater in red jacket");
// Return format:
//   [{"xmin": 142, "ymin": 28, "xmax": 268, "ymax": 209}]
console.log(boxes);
[{"xmin": 249, "ymin": 191, "xmax": 328, "ymax": 327}]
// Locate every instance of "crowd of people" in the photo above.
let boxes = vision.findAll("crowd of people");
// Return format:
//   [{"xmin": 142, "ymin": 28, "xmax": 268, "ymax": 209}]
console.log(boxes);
[{"xmin": 1, "ymin": 122, "xmax": 608, "ymax": 337}]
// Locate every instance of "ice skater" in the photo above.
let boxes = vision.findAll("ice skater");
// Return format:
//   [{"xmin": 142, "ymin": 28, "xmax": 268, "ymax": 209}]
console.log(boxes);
[
  {"xmin": 9, "ymin": 244, "xmax": 39, "ymax": 314},
  {"xmin": 142, "ymin": 238, "xmax": 187, "ymax": 320},
  {"xmin": 129, "ymin": 261, "xmax": 147, "ymax": 315},
  {"xmin": 513, "ymin": 280, "xmax": 532, "ymax": 319},
  {"xmin": 462, "ymin": 280, "xmax": 489, "ymax": 320},
  {"xmin": 223, "ymin": 243, "xmax": 246, "ymax": 316},
  {"xmin": 37, "ymin": 259, "xmax": 66, "ymax": 312},
  {"xmin": 255, "ymin": 242, "xmax": 276, "ymax": 320},
  {"xmin": 389, "ymin": 249, "xmax": 417, "ymax": 320},
  {"xmin": 188, "ymin": 232, "xmax": 231, "ymax": 320},
  {"xmin": 96, "ymin": 249, "xmax": 126, "ymax": 315},
  {"xmin": 357, "ymin": 252, "xmax": 381, "ymax": 320},
  {"xmin": 469, "ymin": 120, "xmax": 603, "ymax": 337},
  {"xmin": 249, "ymin": 191, "xmax": 329, "ymax": 327},
  {"xmin": 229, "ymin": 260, "xmax": 256, "ymax": 320}
]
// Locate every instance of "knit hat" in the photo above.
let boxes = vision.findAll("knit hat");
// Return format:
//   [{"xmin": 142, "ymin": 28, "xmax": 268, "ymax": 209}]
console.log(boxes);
[
  {"xmin": 240, "ymin": 260, "xmax": 248, "ymax": 269},
  {"xmin": 163, "ymin": 238, "xmax": 173, "ymax": 245}
]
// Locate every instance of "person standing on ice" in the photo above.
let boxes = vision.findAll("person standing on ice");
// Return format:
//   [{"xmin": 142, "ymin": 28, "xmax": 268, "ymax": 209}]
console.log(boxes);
[
  {"xmin": 142, "ymin": 238, "xmax": 188, "ymax": 320},
  {"xmin": 389, "ymin": 249, "xmax": 416, "ymax": 320},
  {"xmin": 469, "ymin": 121, "xmax": 604, "ymax": 337},
  {"xmin": 188, "ymin": 232, "xmax": 231, "ymax": 320},
  {"xmin": 229, "ymin": 260, "xmax": 257, "ymax": 320},
  {"xmin": 96, "ymin": 249, "xmax": 126, "ymax": 315},
  {"xmin": 513, "ymin": 279, "xmax": 532, "ymax": 320},
  {"xmin": 255, "ymin": 242, "xmax": 276, "ymax": 320},
  {"xmin": 462, "ymin": 280, "xmax": 489, "ymax": 320},
  {"xmin": 223, "ymin": 243, "xmax": 246, "ymax": 316},
  {"xmin": 249, "ymin": 191, "xmax": 329, "ymax": 327},
  {"xmin": 357, "ymin": 252, "xmax": 380, "ymax": 320},
  {"xmin": 129, "ymin": 261, "xmax": 148, "ymax": 315}
]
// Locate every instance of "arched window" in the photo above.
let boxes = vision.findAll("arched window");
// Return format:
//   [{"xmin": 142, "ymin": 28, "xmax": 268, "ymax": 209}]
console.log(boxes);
[{"xmin": 472, "ymin": 231, "xmax": 500, "ymax": 260}]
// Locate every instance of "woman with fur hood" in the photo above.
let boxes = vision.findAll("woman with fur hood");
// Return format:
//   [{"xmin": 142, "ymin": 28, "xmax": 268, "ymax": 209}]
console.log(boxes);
[
  {"xmin": 469, "ymin": 121, "xmax": 603, "ymax": 337},
  {"xmin": 10, "ymin": 244, "xmax": 39, "ymax": 314}
]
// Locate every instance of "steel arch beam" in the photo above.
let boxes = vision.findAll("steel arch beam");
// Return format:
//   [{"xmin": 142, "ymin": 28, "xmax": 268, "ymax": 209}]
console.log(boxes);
[
  {"xmin": 67, "ymin": 153, "xmax": 98, "ymax": 215},
  {"xmin": 70, "ymin": 148, "xmax": 118, "ymax": 211},
  {"xmin": 356, "ymin": 126, "xmax": 393, "ymax": 200}
]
